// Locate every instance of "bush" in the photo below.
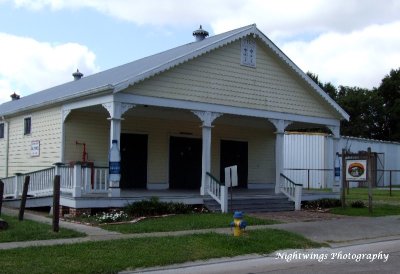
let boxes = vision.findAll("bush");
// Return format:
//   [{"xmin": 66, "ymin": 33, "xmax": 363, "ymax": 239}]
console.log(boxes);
[
  {"xmin": 351, "ymin": 200, "xmax": 366, "ymax": 208},
  {"xmin": 302, "ymin": 198, "xmax": 341, "ymax": 210},
  {"xmin": 124, "ymin": 197, "xmax": 193, "ymax": 217}
]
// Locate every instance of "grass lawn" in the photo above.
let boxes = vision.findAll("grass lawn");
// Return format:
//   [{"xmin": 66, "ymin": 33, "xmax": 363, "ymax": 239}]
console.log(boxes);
[
  {"xmin": 0, "ymin": 229, "xmax": 322, "ymax": 274},
  {"xmin": 102, "ymin": 213, "xmax": 278, "ymax": 234},
  {"xmin": 330, "ymin": 203, "xmax": 400, "ymax": 217},
  {"xmin": 0, "ymin": 214, "xmax": 85, "ymax": 243},
  {"xmin": 345, "ymin": 188, "xmax": 400, "ymax": 204}
]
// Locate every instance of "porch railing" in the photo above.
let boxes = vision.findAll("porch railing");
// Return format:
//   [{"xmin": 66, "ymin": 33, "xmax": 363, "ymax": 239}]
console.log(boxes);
[
  {"xmin": 206, "ymin": 172, "xmax": 228, "ymax": 213},
  {"xmin": 1, "ymin": 163, "xmax": 110, "ymax": 199},
  {"xmin": 280, "ymin": 173, "xmax": 302, "ymax": 210}
]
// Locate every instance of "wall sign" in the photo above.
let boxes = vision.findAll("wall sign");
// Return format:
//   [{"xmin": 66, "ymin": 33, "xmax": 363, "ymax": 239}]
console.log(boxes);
[
  {"xmin": 31, "ymin": 140, "xmax": 40, "ymax": 157},
  {"xmin": 346, "ymin": 160, "xmax": 367, "ymax": 181}
]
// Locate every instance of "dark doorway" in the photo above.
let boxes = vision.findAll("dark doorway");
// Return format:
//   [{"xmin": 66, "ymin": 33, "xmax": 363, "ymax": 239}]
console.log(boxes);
[
  {"xmin": 120, "ymin": 133, "xmax": 148, "ymax": 189},
  {"xmin": 169, "ymin": 136, "xmax": 202, "ymax": 189},
  {"xmin": 220, "ymin": 140, "xmax": 248, "ymax": 188}
]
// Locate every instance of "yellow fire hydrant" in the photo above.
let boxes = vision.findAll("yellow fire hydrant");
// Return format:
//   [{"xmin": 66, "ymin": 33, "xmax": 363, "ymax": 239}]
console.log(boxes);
[{"xmin": 230, "ymin": 211, "xmax": 247, "ymax": 236}]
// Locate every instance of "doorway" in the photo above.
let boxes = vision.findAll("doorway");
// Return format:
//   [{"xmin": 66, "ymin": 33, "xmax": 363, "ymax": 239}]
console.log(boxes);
[
  {"xmin": 120, "ymin": 133, "xmax": 148, "ymax": 189},
  {"xmin": 169, "ymin": 136, "xmax": 202, "ymax": 189},
  {"xmin": 220, "ymin": 140, "xmax": 248, "ymax": 188}
]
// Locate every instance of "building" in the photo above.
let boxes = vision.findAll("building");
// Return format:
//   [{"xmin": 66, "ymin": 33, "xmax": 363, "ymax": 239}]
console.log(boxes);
[{"xmin": 0, "ymin": 24, "xmax": 348, "ymax": 213}]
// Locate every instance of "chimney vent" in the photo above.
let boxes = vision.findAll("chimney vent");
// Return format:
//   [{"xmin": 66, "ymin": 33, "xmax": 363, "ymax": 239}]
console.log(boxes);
[
  {"xmin": 72, "ymin": 69, "xmax": 83, "ymax": 81},
  {"xmin": 193, "ymin": 25, "xmax": 209, "ymax": 41},
  {"xmin": 10, "ymin": 92, "xmax": 20, "ymax": 101}
]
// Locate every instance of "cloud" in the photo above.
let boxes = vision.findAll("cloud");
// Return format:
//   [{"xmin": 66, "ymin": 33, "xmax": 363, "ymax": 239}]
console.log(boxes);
[
  {"xmin": 281, "ymin": 21, "xmax": 400, "ymax": 89},
  {"xmin": 3, "ymin": 0, "xmax": 400, "ymax": 93},
  {"xmin": 0, "ymin": 33, "xmax": 98, "ymax": 103}
]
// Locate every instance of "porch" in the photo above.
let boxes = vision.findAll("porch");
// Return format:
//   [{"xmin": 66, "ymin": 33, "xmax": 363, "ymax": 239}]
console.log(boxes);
[{"xmin": 1, "ymin": 164, "xmax": 338, "ymax": 213}]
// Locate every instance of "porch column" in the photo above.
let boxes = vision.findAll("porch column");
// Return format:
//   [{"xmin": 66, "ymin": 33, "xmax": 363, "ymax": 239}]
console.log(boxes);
[
  {"xmin": 192, "ymin": 111, "xmax": 222, "ymax": 195},
  {"xmin": 102, "ymin": 102, "xmax": 135, "ymax": 197},
  {"xmin": 269, "ymin": 119, "xmax": 291, "ymax": 194}
]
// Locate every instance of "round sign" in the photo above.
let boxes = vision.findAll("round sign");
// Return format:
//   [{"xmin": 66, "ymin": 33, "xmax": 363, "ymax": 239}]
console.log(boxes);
[{"xmin": 348, "ymin": 162, "xmax": 365, "ymax": 178}]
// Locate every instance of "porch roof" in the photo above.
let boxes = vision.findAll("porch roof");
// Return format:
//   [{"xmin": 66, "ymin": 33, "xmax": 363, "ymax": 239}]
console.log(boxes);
[{"xmin": 0, "ymin": 24, "xmax": 349, "ymax": 121}]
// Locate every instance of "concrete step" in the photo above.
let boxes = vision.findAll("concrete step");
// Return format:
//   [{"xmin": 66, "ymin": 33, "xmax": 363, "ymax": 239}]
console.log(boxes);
[{"xmin": 204, "ymin": 195, "xmax": 295, "ymax": 213}]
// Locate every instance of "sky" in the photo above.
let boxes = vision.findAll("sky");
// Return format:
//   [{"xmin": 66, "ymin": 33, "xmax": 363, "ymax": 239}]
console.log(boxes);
[{"xmin": 0, "ymin": 0, "xmax": 399, "ymax": 104}]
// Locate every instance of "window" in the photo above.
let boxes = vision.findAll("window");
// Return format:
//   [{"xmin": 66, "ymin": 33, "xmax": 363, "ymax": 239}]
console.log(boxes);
[
  {"xmin": 24, "ymin": 117, "xmax": 31, "ymax": 135},
  {"xmin": 0, "ymin": 123, "xmax": 4, "ymax": 139}
]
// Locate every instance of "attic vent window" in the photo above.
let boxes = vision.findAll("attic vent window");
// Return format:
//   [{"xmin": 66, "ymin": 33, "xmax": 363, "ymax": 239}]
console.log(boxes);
[
  {"xmin": 241, "ymin": 37, "xmax": 256, "ymax": 67},
  {"xmin": 0, "ymin": 123, "xmax": 4, "ymax": 139}
]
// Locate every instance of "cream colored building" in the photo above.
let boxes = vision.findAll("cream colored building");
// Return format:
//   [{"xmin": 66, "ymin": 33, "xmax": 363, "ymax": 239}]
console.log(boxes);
[{"xmin": 0, "ymin": 25, "xmax": 348, "ymax": 212}]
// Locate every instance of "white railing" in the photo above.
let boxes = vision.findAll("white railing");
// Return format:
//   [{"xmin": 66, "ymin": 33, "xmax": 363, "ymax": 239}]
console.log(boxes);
[
  {"xmin": 58, "ymin": 165, "xmax": 74, "ymax": 194},
  {"xmin": 28, "ymin": 167, "xmax": 55, "ymax": 196},
  {"xmin": 206, "ymin": 172, "xmax": 228, "ymax": 213},
  {"xmin": 1, "ymin": 176, "xmax": 16, "ymax": 198},
  {"xmin": 280, "ymin": 173, "xmax": 302, "ymax": 210},
  {"xmin": 1, "ymin": 163, "xmax": 110, "ymax": 199},
  {"xmin": 82, "ymin": 166, "xmax": 108, "ymax": 193}
]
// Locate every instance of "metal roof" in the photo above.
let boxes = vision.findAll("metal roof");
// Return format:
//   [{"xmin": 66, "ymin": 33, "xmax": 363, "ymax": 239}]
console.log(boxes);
[{"xmin": 0, "ymin": 24, "xmax": 349, "ymax": 120}]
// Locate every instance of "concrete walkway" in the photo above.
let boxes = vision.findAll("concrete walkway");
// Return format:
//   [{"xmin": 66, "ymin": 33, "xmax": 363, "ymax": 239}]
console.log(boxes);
[{"xmin": 1, "ymin": 207, "xmax": 400, "ymax": 250}]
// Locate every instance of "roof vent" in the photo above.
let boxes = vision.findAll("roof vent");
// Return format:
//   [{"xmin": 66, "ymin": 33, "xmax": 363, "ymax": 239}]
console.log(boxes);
[
  {"xmin": 72, "ymin": 69, "xmax": 83, "ymax": 81},
  {"xmin": 10, "ymin": 92, "xmax": 20, "ymax": 101},
  {"xmin": 193, "ymin": 25, "xmax": 209, "ymax": 41}
]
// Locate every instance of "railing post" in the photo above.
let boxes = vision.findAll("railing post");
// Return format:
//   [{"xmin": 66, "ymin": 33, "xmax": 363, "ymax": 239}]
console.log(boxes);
[
  {"xmin": 221, "ymin": 185, "xmax": 228, "ymax": 213},
  {"xmin": 294, "ymin": 185, "xmax": 302, "ymax": 210},
  {"xmin": 14, "ymin": 173, "xmax": 23, "ymax": 198},
  {"xmin": 73, "ymin": 163, "xmax": 82, "ymax": 197}
]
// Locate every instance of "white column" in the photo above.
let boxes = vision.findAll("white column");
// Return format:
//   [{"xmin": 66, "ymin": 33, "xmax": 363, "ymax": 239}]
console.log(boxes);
[
  {"xmin": 102, "ymin": 101, "xmax": 135, "ymax": 197},
  {"xmin": 269, "ymin": 119, "xmax": 290, "ymax": 194},
  {"xmin": 192, "ymin": 111, "xmax": 222, "ymax": 195}
]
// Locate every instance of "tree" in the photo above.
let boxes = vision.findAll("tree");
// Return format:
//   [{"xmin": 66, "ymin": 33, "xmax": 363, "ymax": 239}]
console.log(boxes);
[{"xmin": 377, "ymin": 68, "xmax": 400, "ymax": 141}]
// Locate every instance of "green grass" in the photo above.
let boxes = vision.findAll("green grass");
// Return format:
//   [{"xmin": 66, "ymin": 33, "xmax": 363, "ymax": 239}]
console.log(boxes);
[
  {"xmin": 330, "ymin": 203, "xmax": 400, "ymax": 217},
  {"xmin": 0, "ymin": 229, "xmax": 322, "ymax": 274},
  {"xmin": 101, "ymin": 213, "xmax": 278, "ymax": 234},
  {"xmin": 345, "ymin": 188, "xmax": 400, "ymax": 204},
  {"xmin": 0, "ymin": 214, "xmax": 85, "ymax": 243}
]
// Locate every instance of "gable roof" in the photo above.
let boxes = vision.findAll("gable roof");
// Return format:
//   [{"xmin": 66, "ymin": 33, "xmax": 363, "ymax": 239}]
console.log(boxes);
[{"xmin": 0, "ymin": 24, "xmax": 349, "ymax": 120}]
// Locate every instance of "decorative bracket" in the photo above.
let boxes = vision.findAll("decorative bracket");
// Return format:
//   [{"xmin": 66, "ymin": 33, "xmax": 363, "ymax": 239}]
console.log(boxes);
[
  {"xmin": 62, "ymin": 109, "xmax": 72, "ymax": 123},
  {"xmin": 102, "ymin": 102, "xmax": 135, "ymax": 118},
  {"xmin": 192, "ymin": 111, "xmax": 222, "ymax": 127},
  {"xmin": 327, "ymin": 125, "xmax": 340, "ymax": 139},
  {"xmin": 269, "ymin": 119, "xmax": 292, "ymax": 134}
]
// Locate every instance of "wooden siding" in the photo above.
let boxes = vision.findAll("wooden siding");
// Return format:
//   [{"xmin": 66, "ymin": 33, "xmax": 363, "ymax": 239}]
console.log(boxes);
[
  {"xmin": 64, "ymin": 110, "xmax": 110, "ymax": 166},
  {"xmin": 124, "ymin": 39, "xmax": 338, "ymax": 119},
  {"xmin": 0, "ymin": 122, "xmax": 6, "ymax": 177},
  {"xmin": 6, "ymin": 107, "xmax": 62, "ymax": 175}
]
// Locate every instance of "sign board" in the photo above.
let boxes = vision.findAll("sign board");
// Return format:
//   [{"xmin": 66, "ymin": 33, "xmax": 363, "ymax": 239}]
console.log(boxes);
[
  {"xmin": 346, "ymin": 160, "xmax": 367, "ymax": 181},
  {"xmin": 224, "ymin": 165, "xmax": 238, "ymax": 187},
  {"xmin": 31, "ymin": 140, "xmax": 40, "ymax": 157}
]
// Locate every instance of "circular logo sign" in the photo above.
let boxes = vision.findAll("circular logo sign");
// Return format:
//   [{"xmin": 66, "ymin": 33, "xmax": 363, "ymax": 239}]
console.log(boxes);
[{"xmin": 348, "ymin": 162, "xmax": 365, "ymax": 178}]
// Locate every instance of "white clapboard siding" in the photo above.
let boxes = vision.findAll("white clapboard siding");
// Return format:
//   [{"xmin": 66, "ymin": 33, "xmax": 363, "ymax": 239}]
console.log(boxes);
[
  {"xmin": 7, "ymin": 107, "xmax": 62, "ymax": 175},
  {"xmin": 125, "ymin": 39, "xmax": 337, "ymax": 119}
]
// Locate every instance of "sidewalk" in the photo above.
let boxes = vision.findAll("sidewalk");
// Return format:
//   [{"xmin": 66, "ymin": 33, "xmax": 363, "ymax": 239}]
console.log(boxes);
[{"xmin": 1, "ymin": 207, "xmax": 400, "ymax": 250}]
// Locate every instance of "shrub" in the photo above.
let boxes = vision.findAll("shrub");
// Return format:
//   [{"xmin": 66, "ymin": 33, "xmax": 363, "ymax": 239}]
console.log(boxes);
[
  {"xmin": 124, "ymin": 197, "xmax": 193, "ymax": 217},
  {"xmin": 302, "ymin": 198, "xmax": 341, "ymax": 210},
  {"xmin": 351, "ymin": 200, "xmax": 366, "ymax": 208}
]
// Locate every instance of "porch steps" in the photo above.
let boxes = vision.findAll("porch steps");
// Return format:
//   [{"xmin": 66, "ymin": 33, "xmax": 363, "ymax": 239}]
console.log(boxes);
[{"xmin": 203, "ymin": 194, "xmax": 295, "ymax": 213}]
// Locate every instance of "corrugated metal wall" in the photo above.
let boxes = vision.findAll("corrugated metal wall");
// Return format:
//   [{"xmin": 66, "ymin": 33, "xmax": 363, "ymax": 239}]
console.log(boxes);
[
  {"xmin": 284, "ymin": 133, "xmax": 327, "ymax": 188},
  {"xmin": 285, "ymin": 134, "xmax": 400, "ymax": 187}
]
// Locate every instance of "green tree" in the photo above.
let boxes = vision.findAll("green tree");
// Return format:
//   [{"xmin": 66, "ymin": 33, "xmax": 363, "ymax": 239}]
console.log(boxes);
[{"xmin": 377, "ymin": 68, "xmax": 400, "ymax": 141}]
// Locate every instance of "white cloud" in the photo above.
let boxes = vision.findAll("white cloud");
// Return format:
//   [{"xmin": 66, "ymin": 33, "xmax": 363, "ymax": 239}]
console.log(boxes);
[
  {"xmin": 3, "ymin": 0, "xmax": 400, "ymax": 93},
  {"xmin": 0, "ymin": 33, "xmax": 98, "ymax": 103},
  {"xmin": 281, "ymin": 21, "xmax": 400, "ymax": 89}
]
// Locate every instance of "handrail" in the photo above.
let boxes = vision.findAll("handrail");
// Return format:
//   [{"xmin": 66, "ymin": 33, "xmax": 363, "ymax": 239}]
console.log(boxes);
[
  {"xmin": 280, "ymin": 173, "xmax": 302, "ymax": 186},
  {"xmin": 206, "ymin": 172, "xmax": 224, "ymax": 186},
  {"xmin": 205, "ymin": 172, "xmax": 228, "ymax": 213},
  {"xmin": 280, "ymin": 173, "xmax": 302, "ymax": 210}
]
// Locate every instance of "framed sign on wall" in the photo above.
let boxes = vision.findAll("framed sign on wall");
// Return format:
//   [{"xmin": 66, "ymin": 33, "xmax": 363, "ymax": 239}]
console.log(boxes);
[{"xmin": 31, "ymin": 140, "xmax": 40, "ymax": 157}]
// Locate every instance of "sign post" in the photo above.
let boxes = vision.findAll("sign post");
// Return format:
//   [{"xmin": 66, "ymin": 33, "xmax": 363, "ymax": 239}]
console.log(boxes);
[{"xmin": 225, "ymin": 165, "xmax": 238, "ymax": 212}]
